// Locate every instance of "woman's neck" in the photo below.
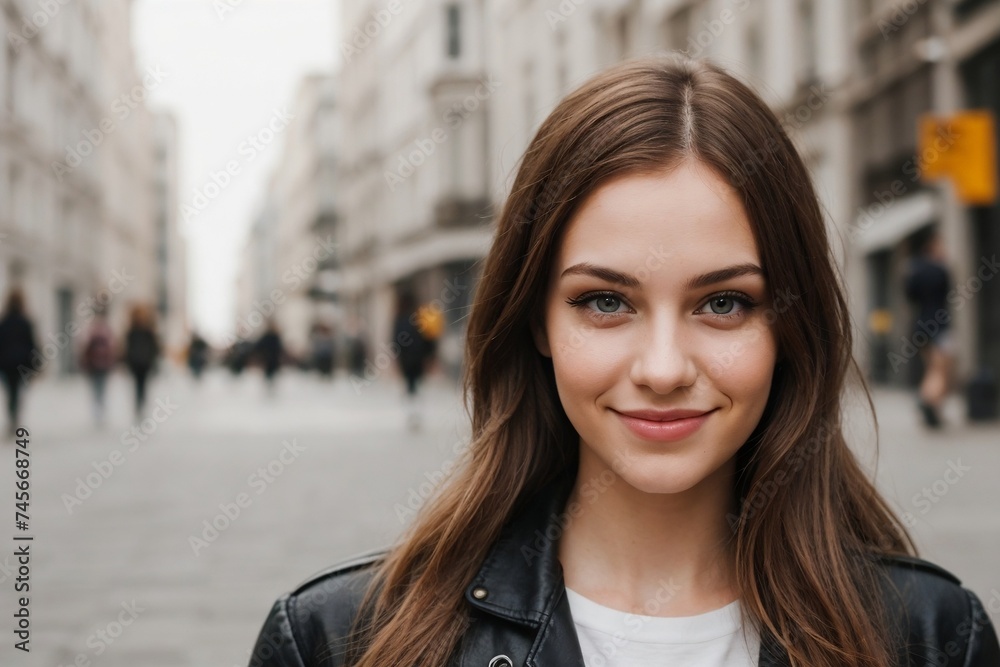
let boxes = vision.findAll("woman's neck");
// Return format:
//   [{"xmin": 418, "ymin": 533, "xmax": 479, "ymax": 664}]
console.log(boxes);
[{"xmin": 557, "ymin": 452, "xmax": 739, "ymax": 617}]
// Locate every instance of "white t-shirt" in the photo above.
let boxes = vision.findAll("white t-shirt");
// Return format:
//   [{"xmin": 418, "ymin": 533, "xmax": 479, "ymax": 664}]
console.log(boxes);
[{"xmin": 565, "ymin": 587, "xmax": 760, "ymax": 667}]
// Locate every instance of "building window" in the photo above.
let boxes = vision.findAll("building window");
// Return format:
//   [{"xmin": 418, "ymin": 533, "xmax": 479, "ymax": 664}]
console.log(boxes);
[
  {"xmin": 796, "ymin": 0, "xmax": 817, "ymax": 85},
  {"xmin": 855, "ymin": 66, "xmax": 934, "ymax": 206},
  {"xmin": 666, "ymin": 6, "xmax": 693, "ymax": 54},
  {"xmin": 954, "ymin": 0, "xmax": 992, "ymax": 21},
  {"xmin": 746, "ymin": 20, "xmax": 763, "ymax": 80},
  {"xmin": 8, "ymin": 163, "xmax": 20, "ymax": 226},
  {"xmin": 616, "ymin": 11, "xmax": 631, "ymax": 59},
  {"xmin": 5, "ymin": 44, "xmax": 17, "ymax": 112},
  {"xmin": 523, "ymin": 61, "xmax": 536, "ymax": 134},
  {"xmin": 555, "ymin": 29, "xmax": 568, "ymax": 94},
  {"xmin": 446, "ymin": 4, "xmax": 461, "ymax": 59}
]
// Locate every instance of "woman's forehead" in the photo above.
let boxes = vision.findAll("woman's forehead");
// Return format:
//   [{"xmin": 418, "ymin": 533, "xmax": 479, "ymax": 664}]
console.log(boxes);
[{"xmin": 553, "ymin": 164, "xmax": 761, "ymax": 279}]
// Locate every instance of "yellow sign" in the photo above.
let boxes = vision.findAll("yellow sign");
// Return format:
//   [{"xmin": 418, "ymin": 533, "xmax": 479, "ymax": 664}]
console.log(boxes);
[{"xmin": 918, "ymin": 110, "xmax": 997, "ymax": 205}]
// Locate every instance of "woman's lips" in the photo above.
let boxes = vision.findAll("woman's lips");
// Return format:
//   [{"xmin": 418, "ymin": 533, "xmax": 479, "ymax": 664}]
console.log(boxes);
[{"xmin": 613, "ymin": 408, "xmax": 715, "ymax": 442}]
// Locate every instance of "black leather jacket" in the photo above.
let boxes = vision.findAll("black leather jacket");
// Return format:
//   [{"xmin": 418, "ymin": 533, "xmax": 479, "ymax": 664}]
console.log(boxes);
[{"xmin": 250, "ymin": 473, "xmax": 1000, "ymax": 666}]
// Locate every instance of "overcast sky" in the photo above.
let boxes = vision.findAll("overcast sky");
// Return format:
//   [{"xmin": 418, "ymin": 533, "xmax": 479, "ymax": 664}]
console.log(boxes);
[{"xmin": 133, "ymin": 0, "xmax": 338, "ymax": 344}]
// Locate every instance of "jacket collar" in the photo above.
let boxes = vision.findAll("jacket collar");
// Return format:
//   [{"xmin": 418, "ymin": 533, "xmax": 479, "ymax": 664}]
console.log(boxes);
[
  {"xmin": 464, "ymin": 466, "xmax": 791, "ymax": 666},
  {"xmin": 464, "ymin": 469, "xmax": 576, "ymax": 627}
]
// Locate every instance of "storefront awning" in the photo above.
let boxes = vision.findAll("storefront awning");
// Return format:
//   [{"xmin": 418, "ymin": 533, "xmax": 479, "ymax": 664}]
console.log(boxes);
[{"xmin": 855, "ymin": 191, "xmax": 939, "ymax": 254}]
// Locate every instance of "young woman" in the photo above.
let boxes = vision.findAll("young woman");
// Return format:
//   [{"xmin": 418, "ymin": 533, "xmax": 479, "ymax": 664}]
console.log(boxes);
[{"xmin": 249, "ymin": 57, "xmax": 1000, "ymax": 667}]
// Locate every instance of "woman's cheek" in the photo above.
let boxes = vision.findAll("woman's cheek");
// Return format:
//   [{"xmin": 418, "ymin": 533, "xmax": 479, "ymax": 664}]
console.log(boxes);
[
  {"xmin": 552, "ymin": 319, "xmax": 594, "ymax": 358},
  {"xmin": 703, "ymin": 323, "xmax": 777, "ymax": 388},
  {"xmin": 552, "ymin": 321, "xmax": 622, "ymax": 384}
]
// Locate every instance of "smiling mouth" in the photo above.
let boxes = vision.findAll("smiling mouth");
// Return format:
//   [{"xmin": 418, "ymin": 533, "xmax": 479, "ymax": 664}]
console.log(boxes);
[
  {"xmin": 612, "ymin": 409, "xmax": 716, "ymax": 442},
  {"xmin": 612, "ymin": 408, "xmax": 716, "ymax": 422}
]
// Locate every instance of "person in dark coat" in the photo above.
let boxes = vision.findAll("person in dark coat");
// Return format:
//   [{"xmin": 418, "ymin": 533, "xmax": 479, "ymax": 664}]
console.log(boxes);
[
  {"xmin": 391, "ymin": 291, "xmax": 435, "ymax": 430},
  {"xmin": 345, "ymin": 316, "xmax": 369, "ymax": 378},
  {"xmin": 904, "ymin": 230, "xmax": 955, "ymax": 428},
  {"xmin": 124, "ymin": 304, "xmax": 160, "ymax": 419},
  {"xmin": 309, "ymin": 322, "xmax": 336, "ymax": 379},
  {"xmin": 187, "ymin": 331, "xmax": 210, "ymax": 380},
  {"xmin": 254, "ymin": 320, "xmax": 284, "ymax": 394},
  {"xmin": 0, "ymin": 288, "xmax": 38, "ymax": 435}
]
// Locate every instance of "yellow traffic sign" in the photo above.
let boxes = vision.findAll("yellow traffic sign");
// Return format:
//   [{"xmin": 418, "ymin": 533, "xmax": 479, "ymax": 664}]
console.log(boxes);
[{"xmin": 919, "ymin": 110, "xmax": 997, "ymax": 205}]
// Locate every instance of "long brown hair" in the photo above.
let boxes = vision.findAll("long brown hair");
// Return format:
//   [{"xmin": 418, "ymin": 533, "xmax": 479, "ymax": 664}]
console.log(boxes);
[{"xmin": 347, "ymin": 56, "xmax": 915, "ymax": 667}]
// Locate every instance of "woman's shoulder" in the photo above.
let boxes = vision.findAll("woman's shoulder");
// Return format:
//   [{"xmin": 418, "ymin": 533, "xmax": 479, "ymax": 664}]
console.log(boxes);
[
  {"xmin": 249, "ymin": 548, "xmax": 388, "ymax": 667},
  {"xmin": 876, "ymin": 552, "xmax": 975, "ymax": 605},
  {"xmin": 874, "ymin": 553, "xmax": 1000, "ymax": 664}
]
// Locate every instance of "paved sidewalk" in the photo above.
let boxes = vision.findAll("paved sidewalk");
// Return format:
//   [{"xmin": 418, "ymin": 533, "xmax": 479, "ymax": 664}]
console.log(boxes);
[
  {"xmin": 843, "ymin": 386, "xmax": 1000, "ymax": 607},
  {"xmin": 0, "ymin": 368, "xmax": 996, "ymax": 666}
]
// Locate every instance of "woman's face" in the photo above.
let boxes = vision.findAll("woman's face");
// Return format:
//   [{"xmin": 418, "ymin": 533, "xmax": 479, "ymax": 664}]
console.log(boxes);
[{"xmin": 533, "ymin": 161, "xmax": 778, "ymax": 496}]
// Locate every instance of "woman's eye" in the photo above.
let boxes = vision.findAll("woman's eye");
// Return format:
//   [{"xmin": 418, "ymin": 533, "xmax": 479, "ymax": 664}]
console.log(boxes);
[
  {"xmin": 565, "ymin": 292, "xmax": 629, "ymax": 317},
  {"xmin": 707, "ymin": 296, "xmax": 736, "ymax": 314},
  {"xmin": 593, "ymin": 295, "xmax": 623, "ymax": 313},
  {"xmin": 698, "ymin": 292, "xmax": 757, "ymax": 319}
]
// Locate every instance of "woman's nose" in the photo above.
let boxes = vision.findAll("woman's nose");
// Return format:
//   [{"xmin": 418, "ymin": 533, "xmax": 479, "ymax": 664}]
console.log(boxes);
[{"xmin": 629, "ymin": 315, "xmax": 697, "ymax": 393}]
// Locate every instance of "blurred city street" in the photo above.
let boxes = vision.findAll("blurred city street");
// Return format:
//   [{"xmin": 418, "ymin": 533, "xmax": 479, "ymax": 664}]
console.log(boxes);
[
  {"xmin": 0, "ymin": 0, "xmax": 998, "ymax": 665},
  {"xmin": 0, "ymin": 366, "xmax": 997, "ymax": 666},
  {"xmin": 0, "ymin": 367, "xmax": 469, "ymax": 666}
]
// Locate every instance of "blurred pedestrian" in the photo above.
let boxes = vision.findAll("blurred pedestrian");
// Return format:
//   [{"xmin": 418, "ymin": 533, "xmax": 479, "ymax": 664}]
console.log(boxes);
[
  {"xmin": 346, "ymin": 316, "xmax": 369, "ymax": 378},
  {"xmin": 904, "ymin": 230, "xmax": 955, "ymax": 428},
  {"xmin": 414, "ymin": 301, "xmax": 444, "ymax": 369},
  {"xmin": 392, "ymin": 291, "xmax": 435, "ymax": 431},
  {"xmin": 254, "ymin": 320, "xmax": 284, "ymax": 394},
  {"xmin": 225, "ymin": 339, "xmax": 252, "ymax": 376},
  {"xmin": 79, "ymin": 309, "xmax": 116, "ymax": 427},
  {"xmin": 187, "ymin": 331, "xmax": 210, "ymax": 380},
  {"xmin": 309, "ymin": 321, "xmax": 335, "ymax": 379},
  {"xmin": 0, "ymin": 288, "xmax": 38, "ymax": 435},
  {"xmin": 124, "ymin": 304, "xmax": 160, "ymax": 419}
]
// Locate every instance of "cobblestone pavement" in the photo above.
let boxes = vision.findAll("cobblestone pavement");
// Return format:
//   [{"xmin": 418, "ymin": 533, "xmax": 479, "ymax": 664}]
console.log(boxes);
[{"xmin": 0, "ymin": 367, "xmax": 997, "ymax": 665}]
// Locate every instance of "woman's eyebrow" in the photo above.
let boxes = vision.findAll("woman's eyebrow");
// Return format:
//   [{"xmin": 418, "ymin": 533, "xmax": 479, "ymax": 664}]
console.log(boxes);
[{"xmin": 559, "ymin": 262, "xmax": 764, "ymax": 290}]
